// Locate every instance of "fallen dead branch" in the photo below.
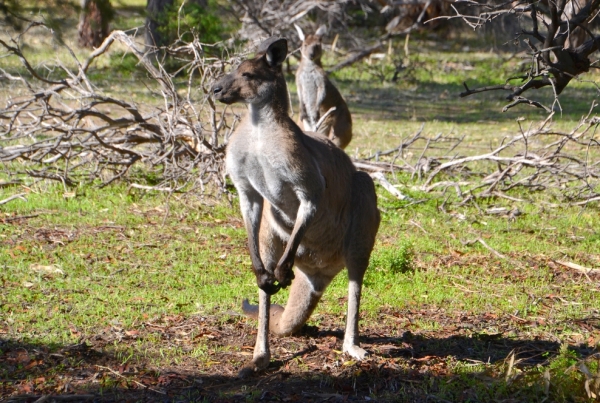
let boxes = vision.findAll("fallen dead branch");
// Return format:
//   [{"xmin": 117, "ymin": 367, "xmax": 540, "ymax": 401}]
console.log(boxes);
[
  {"xmin": 555, "ymin": 260, "xmax": 600, "ymax": 276},
  {"xmin": 370, "ymin": 172, "xmax": 410, "ymax": 200},
  {"xmin": 353, "ymin": 113, "xmax": 599, "ymax": 207},
  {"xmin": 0, "ymin": 22, "xmax": 239, "ymax": 191},
  {"xmin": 352, "ymin": 159, "xmax": 411, "ymax": 173},
  {"xmin": 0, "ymin": 213, "xmax": 40, "ymax": 223},
  {"xmin": 461, "ymin": 237, "xmax": 507, "ymax": 260},
  {"xmin": 95, "ymin": 365, "xmax": 166, "ymax": 395},
  {"xmin": 0, "ymin": 180, "xmax": 22, "ymax": 188}
]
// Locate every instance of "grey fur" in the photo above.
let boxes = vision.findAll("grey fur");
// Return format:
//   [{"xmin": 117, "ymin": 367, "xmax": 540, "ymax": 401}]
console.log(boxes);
[{"xmin": 295, "ymin": 26, "xmax": 353, "ymax": 149}]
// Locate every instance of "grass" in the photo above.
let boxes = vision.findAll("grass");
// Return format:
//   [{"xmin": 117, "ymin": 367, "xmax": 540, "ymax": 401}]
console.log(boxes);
[
  {"xmin": 1, "ymin": 177, "xmax": 599, "ymax": 400},
  {"xmin": 1, "ymin": 3, "xmax": 600, "ymax": 401}
]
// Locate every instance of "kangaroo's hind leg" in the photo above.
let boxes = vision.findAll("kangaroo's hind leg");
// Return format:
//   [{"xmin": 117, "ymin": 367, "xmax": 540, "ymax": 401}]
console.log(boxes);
[
  {"xmin": 270, "ymin": 268, "xmax": 335, "ymax": 336},
  {"xmin": 343, "ymin": 171, "xmax": 380, "ymax": 360},
  {"xmin": 239, "ymin": 211, "xmax": 284, "ymax": 377}
]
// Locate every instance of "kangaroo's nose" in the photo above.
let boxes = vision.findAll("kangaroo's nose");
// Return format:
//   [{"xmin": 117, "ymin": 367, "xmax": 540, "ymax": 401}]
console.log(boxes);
[{"xmin": 212, "ymin": 85, "xmax": 223, "ymax": 95}]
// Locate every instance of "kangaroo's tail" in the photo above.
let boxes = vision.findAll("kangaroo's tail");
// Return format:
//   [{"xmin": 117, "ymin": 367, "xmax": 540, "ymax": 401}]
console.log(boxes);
[{"xmin": 241, "ymin": 269, "xmax": 327, "ymax": 336}]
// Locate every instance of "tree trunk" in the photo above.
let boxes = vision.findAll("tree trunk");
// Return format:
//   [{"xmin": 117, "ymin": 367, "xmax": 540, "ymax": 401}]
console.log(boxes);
[
  {"xmin": 78, "ymin": 0, "xmax": 113, "ymax": 49},
  {"xmin": 145, "ymin": 0, "xmax": 174, "ymax": 51}
]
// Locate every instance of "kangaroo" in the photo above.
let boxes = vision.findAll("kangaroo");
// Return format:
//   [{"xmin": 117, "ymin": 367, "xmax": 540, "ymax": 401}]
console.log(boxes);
[
  {"xmin": 212, "ymin": 37, "xmax": 380, "ymax": 376},
  {"xmin": 295, "ymin": 25, "xmax": 353, "ymax": 149}
]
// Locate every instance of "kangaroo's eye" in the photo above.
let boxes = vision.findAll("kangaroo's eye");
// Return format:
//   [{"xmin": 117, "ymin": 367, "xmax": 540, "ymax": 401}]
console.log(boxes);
[{"xmin": 242, "ymin": 72, "xmax": 253, "ymax": 79}]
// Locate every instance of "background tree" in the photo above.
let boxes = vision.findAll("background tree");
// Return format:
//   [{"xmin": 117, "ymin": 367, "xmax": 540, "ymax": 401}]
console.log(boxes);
[
  {"xmin": 452, "ymin": 0, "xmax": 600, "ymax": 111},
  {"xmin": 145, "ymin": 0, "xmax": 225, "ymax": 60},
  {"xmin": 78, "ymin": 0, "xmax": 114, "ymax": 48},
  {"xmin": 0, "ymin": 0, "xmax": 22, "ymax": 29},
  {"xmin": 145, "ymin": 0, "xmax": 174, "ymax": 52}
]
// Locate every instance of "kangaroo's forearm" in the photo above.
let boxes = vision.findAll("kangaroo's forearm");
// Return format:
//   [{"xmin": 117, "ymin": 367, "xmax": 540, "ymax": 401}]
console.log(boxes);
[
  {"xmin": 285, "ymin": 199, "xmax": 317, "ymax": 257},
  {"xmin": 239, "ymin": 192, "xmax": 279, "ymax": 294},
  {"xmin": 274, "ymin": 195, "xmax": 320, "ymax": 287},
  {"xmin": 244, "ymin": 209, "xmax": 265, "ymax": 274}
]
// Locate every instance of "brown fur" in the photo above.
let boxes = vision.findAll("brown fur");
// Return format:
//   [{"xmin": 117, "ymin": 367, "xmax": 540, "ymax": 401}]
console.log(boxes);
[
  {"xmin": 295, "ymin": 25, "xmax": 353, "ymax": 149},
  {"xmin": 212, "ymin": 37, "xmax": 380, "ymax": 376}
]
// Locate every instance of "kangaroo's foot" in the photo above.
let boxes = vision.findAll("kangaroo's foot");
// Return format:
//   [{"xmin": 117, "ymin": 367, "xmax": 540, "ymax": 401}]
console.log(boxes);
[
  {"xmin": 238, "ymin": 353, "xmax": 271, "ymax": 378},
  {"xmin": 343, "ymin": 342, "xmax": 369, "ymax": 361}
]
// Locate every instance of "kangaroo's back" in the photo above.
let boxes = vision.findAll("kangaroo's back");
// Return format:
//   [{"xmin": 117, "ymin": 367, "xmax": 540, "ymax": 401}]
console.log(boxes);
[{"xmin": 295, "ymin": 25, "xmax": 353, "ymax": 150}]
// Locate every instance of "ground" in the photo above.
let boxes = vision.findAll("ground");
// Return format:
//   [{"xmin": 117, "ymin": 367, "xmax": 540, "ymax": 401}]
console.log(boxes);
[
  {"xmin": 1, "ymin": 2, "xmax": 600, "ymax": 402},
  {"xmin": 1, "ymin": 202, "xmax": 599, "ymax": 402},
  {"xmin": 1, "ymin": 297, "xmax": 598, "ymax": 402}
]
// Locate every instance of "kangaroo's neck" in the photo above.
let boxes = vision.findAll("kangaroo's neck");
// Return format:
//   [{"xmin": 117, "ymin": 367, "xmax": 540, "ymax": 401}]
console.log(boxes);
[
  {"xmin": 248, "ymin": 75, "xmax": 291, "ymax": 127},
  {"xmin": 249, "ymin": 103, "xmax": 280, "ymax": 127},
  {"xmin": 302, "ymin": 56, "xmax": 322, "ymax": 69}
]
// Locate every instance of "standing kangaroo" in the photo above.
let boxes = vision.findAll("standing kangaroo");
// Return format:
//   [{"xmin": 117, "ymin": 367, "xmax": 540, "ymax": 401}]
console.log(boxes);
[
  {"xmin": 212, "ymin": 37, "xmax": 380, "ymax": 375},
  {"xmin": 295, "ymin": 25, "xmax": 353, "ymax": 149}
]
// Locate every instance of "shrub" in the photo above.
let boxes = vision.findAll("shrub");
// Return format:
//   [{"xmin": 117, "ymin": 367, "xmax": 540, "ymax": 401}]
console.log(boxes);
[
  {"xmin": 157, "ymin": 0, "xmax": 226, "ymax": 46},
  {"xmin": 369, "ymin": 241, "xmax": 414, "ymax": 275}
]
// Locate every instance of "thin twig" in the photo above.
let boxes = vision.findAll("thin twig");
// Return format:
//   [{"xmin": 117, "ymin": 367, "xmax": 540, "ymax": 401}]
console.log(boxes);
[
  {"xmin": 462, "ymin": 237, "xmax": 507, "ymax": 259},
  {"xmin": 0, "ymin": 193, "xmax": 26, "ymax": 205},
  {"xmin": 95, "ymin": 365, "xmax": 167, "ymax": 395}
]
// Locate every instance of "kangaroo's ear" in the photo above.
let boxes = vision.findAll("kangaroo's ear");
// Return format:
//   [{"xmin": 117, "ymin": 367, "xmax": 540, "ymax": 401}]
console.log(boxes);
[
  {"xmin": 315, "ymin": 25, "xmax": 327, "ymax": 38},
  {"xmin": 294, "ymin": 24, "xmax": 305, "ymax": 41},
  {"xmin": 265, "ymin": 38, "xmax": 288, "ymax": 67}
]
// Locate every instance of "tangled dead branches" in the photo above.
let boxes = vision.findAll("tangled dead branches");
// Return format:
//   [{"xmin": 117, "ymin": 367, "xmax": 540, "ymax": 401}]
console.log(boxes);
[
  {"xmin": 355, "ymin": 113, "xmax": 600, "ymax": 207},
  {"xmin": 0, "ymin": 22, "xmax": 240, "ymax": 193},
  {"xmin": 440, "ymin": 0, "xmax": 600, "ymax": 112},
  {"xmin": 1, "ymin": 20, "xmax": 598, "ymax": 209}
]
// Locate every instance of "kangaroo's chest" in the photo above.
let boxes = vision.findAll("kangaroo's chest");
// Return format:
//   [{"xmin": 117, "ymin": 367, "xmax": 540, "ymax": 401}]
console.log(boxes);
[
  {"xmin": 226, "ymin": 130, "xmax": 300, "ymax": 216},
  {"xmin": 298, "ymin": 67, "xmax": 325, "ymax": 104}
]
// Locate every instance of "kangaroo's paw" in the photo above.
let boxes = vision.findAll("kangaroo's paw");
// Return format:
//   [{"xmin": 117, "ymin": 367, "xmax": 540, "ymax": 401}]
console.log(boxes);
[
  {"xmin": 343, "ymin": 343, "xmax": 369, "ymax": 361},
  {"xmin": 274, "ymin": 256, "xmax": 295, "ymax": 288},
  {"xmin": 237, "ymin": 353, "xmax": 271, "ymax": 378},
  {"xmin": 302, "ymin": 119, "xmax": 314, "ymax": 132},
  {"xmin": 258, "ymin": 281, "xmax": 281, "ymax": 295},
  {"xmin": 256, "ymin": 272, "xmax": 281, "ymax": 295}
]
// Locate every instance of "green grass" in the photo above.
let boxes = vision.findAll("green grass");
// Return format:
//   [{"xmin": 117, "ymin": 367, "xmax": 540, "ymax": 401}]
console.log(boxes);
[
  {"xmin": 1, "ymin": 185, "xmax": 249, "ymax": 341},
  {"xmin": 1, "ymin": 10, "xmax": 600, "ymax": 401},
  {"xmin": 2, "ymin": 177, "xmax": 599, "ymax": 400}
]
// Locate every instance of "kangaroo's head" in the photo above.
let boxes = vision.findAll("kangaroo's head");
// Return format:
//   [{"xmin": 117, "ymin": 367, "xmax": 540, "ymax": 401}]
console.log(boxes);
[
  {"xmin": 295, "ymin": 25, "xmax": 327, "ymax": 63},
  {"xmin": 212, "ymin": 37, "xmax": 288, "ymax": 106}
]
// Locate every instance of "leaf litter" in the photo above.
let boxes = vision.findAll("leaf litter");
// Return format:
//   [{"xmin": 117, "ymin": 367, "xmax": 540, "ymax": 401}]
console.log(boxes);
[
  {"xmin": 1, "ymin": 215, "xmax": 598, "ymax": 402},
  {"xmin": 1, "ymin": 302, "xmax": 599, "ymax": 402}
]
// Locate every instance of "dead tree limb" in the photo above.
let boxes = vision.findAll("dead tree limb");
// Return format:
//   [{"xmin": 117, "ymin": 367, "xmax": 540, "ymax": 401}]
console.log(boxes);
[
  {"xmin": 0, "ymin": 193, "xmax": 26, "ymax": 205},
  {"xmin": 447, "ymin": 0, "xmax": 600, "ymax": 112}
]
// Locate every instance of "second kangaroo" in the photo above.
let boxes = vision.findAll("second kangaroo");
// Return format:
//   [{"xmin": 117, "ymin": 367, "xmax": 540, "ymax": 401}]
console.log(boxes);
[{"xmin": 295, "ymin": 25, "xmax": 353, "ymax": 149}]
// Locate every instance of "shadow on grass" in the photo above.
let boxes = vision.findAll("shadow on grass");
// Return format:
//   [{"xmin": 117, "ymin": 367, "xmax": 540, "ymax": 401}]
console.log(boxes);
[
  {"xmin": 338, "ymin": 81, "xmax": 599, "ymax": 124},
  {"xmin": 2, "ymin": 326, "xmax": 593, "ymax": 403}
]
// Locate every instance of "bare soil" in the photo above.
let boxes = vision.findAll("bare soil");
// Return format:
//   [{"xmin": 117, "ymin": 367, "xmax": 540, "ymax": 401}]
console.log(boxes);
[{"xmin": 2, "ymin": 289, "xmax": 598, "ymax": 402}]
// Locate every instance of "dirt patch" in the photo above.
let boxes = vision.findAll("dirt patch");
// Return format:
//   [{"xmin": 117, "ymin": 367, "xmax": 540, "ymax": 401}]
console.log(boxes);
[{"xmin": 2, "ymin": 307, "xmax": 598, "ymax": 402}]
